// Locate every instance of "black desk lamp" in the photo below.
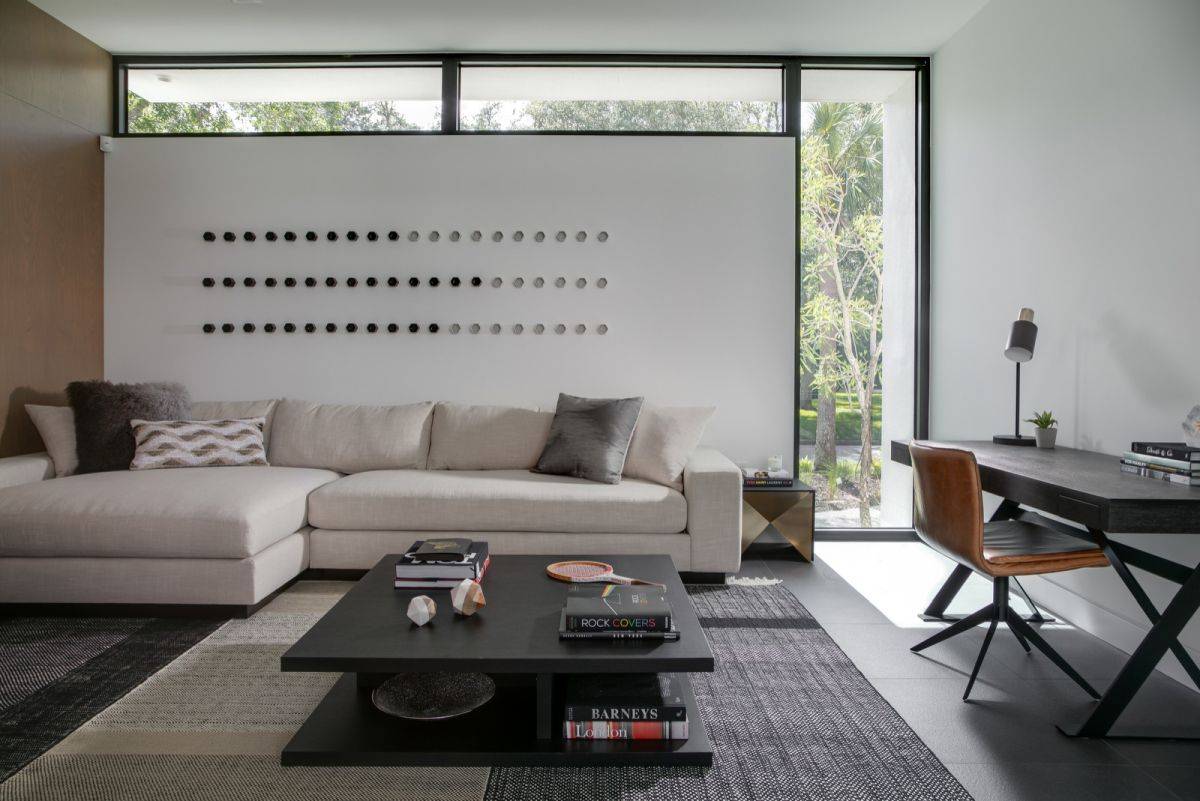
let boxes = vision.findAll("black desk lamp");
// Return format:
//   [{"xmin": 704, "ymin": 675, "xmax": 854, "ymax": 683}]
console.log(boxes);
[{"xmin": 994, "ymin": 307, "xmax": 1038, "ymax": 446}]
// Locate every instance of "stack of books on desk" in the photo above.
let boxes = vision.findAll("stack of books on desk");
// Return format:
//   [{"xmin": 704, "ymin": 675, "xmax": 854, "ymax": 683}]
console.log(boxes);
[
  {"xmin": 394, "ymin": 539, "xmax": 490, "ymax": 590},
  {"xmin": 559, "ymin": 584, "xmax": 678, "ymax": 641},
  {"xmin": 562, "ymin": 673, "xmax": 689, "ymax": 740},
  {"xmin": 1120, "ymin": 442, "xmax": 1200, "ymax": 486},
  {"xmin": 742, "ymin": 466, "xmax": 794, "ymax": 488}
]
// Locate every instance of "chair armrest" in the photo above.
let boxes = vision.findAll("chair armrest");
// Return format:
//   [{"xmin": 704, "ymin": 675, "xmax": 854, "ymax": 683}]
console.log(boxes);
[
  {"xmin": 0, "ymin": 453, "xmax": 55, "ymax": 490},
  {"xmin": 683, "ymin": 447, "xmax": 743, "ymax": 574}
]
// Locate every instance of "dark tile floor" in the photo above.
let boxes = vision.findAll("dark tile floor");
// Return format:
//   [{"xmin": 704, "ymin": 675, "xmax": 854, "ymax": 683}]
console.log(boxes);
[{"xmin": 738, "ymin": 546, "xmax": 1200, "ymax": 801}]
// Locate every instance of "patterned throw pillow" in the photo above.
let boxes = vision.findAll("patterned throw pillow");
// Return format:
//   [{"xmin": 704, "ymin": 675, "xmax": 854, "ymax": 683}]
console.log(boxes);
[{"xmin": 129, "ymin": 418, "xmax": 269, "ymax": 470}]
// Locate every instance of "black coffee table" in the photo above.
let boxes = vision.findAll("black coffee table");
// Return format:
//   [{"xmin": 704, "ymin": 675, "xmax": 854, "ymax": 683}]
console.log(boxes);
[{"xmin": 280, "ymin": 554, "xmax": 715, "ymax": 766}]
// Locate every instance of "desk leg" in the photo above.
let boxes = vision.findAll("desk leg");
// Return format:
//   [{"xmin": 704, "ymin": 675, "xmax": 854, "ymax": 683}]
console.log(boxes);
[{"xmin": 1060, "ymin": 560, "xmax": 1200, "ymax": 738}]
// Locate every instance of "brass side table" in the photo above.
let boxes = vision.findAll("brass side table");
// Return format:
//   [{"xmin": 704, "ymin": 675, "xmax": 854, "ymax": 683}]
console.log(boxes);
[{"xmin": 741, "ymin": 482, "xmax": 815, "ymax": 561}]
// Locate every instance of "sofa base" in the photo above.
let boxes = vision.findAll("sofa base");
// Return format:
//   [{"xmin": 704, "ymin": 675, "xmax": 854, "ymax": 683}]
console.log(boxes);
[
  {"xmin": 309, "ymin": 529, "xmax": 696, "ymax": 572},
  {"xmin": 0, "ymin": 530, "xmax": 309, "ymax": 608}
]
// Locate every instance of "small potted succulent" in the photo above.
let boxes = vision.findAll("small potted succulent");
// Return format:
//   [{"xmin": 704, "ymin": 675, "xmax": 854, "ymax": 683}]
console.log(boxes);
[{"xmin": 1025, "ymin": 411, "xmax": 1058, "ymax": 449}]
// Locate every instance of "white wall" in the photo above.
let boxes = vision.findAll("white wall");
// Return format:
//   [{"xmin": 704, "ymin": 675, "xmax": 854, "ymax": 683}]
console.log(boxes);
[
  {"xmin": 104, "ymin": 135, "xmax": 794, "ymax": 464},
  {"xmin": 933, "ymin": 0, "xmax": 1200, "ymax": 685}
]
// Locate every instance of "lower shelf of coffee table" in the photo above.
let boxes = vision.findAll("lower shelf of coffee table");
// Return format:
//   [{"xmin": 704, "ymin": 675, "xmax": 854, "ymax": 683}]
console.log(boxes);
[{"xmin": 282, "ymin": 672, "xmax": 712, "ymax": 767}]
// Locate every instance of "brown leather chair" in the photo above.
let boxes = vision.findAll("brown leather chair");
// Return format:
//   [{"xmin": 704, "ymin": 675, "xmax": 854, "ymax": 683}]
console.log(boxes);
[{"xmin": 908, "ymin": 441, "xmax": 1109, "ymax": 700}]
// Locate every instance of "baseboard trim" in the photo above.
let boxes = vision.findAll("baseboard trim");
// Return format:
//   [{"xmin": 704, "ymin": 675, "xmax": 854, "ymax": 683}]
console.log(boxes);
[{"xmin": 1022, "ymin": 574, "xmax": 1200, "ymax": 694}]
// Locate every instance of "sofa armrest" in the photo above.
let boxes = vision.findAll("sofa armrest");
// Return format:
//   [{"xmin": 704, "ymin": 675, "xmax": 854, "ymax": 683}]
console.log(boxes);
[
  {"xmin": 682, "ymin": 447, "xmax": 742, "ymax": 574},
  {"xmin": 0, "ymin": 453, "xmax": 55, "ymax": 490}
]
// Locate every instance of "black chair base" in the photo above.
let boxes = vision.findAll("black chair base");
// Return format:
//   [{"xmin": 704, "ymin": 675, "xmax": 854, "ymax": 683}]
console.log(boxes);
[{"xmin": 911, "ymin": 576, "xmax": 1101, "ymax": 701}]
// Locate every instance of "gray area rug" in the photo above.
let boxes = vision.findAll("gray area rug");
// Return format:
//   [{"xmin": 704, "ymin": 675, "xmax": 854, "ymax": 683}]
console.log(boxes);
[{"xmin": 0, "ymin": 580, "xmax": 972, "ymax": 801}]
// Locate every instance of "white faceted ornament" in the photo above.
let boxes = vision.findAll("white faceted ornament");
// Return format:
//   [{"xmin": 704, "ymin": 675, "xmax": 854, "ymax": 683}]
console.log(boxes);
[
  {"xmin": 451, "ymin": 579, "xmax": 486, "ymax": 616},
  {"xmin": 407, "ymin": 595, "xmax": 437, "ymax": 626}
]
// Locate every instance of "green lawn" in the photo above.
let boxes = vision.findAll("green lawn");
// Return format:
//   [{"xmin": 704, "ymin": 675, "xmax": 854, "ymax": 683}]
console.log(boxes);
[{"xmin": 798, "ymin": 392, "xmax": 881, "ymax": 446}]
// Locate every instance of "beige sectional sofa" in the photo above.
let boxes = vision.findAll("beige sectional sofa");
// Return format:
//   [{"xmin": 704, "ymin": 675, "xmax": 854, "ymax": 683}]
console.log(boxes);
[{"xmin": 0, "ymin": 399, "xmax": 742, "ymax": 612}]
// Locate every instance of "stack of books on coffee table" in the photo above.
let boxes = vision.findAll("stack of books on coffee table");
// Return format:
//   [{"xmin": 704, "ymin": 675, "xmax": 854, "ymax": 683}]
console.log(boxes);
[
  {"xmin": 394, "ymin": 539, "xmax": 490, "ymax": 590},
  {"xmin": 562, "ymin": 673, "xmax": 689, "ymax": 740},
  {"xmin": 558, "ymin": 584, "xmax": 678, "ymax": 640}
]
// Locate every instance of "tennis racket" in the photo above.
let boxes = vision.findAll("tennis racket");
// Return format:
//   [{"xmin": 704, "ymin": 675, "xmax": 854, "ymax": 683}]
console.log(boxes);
[{"xmin": 545, "ymin": 560, "xmax": 664, "ymax": 587}]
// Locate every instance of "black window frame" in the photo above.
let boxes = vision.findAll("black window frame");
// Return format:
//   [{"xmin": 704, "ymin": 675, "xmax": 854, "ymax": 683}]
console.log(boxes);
[{"xmin": 112, "ymin": 53, "xmax": 930, "ymax": 540}]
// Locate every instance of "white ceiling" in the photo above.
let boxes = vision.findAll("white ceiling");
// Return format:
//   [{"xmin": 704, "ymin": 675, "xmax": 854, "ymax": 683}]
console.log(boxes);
[{"xmin": 31, "ymin": 0, "xmax": 989, "ymax": 56}]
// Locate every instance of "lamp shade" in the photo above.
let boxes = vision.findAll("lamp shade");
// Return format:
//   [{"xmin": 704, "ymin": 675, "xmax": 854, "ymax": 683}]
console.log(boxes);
[{"xmin": 1004, "ymin": 308, "xmax": 1038, "ymax": 362}]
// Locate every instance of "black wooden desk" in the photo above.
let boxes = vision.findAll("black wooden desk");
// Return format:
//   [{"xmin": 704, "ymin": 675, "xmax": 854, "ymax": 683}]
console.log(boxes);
[{"xmin": 891, "ymin": 439, "xmax": 1200, "ymax": 739}]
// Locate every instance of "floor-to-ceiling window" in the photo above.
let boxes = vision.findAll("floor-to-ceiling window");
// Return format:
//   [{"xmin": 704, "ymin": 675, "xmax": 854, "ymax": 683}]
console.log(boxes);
[{"xmin": 798, "ymin": 68, "xmax": 919, "ymax": 530}]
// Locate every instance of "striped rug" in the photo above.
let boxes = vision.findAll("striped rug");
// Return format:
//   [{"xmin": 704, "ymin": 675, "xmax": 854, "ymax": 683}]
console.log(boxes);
[{"xmin": 0, "ymin": 581, "xmax": 971, "ymax": 800}]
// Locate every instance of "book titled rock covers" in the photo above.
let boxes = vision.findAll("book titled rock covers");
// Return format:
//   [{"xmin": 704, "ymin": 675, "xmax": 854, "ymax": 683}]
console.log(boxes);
[
  {"xmin": 562, "ymin": 673, "xmax": 689, "ymax": 740},
  {"xmin": 1121, "ymin": 443, "xmax": 1200, "ymax": 486},
  {"xmin": 394, "ymin": 539, "xmax": 490, "ymax": 590},
  {"xmin": 559, "ymin": 584, "xmax": 678, "ymax": 640}
]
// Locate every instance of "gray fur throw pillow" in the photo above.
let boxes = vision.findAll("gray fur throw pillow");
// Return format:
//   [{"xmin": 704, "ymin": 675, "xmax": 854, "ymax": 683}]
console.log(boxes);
[
  {"xmin": 533, "ymin": 393, "xmax": 644, "ymax": 484},
  {"xmin": 68, "ymin": 380, "xmax": 191, "ymax": 473}
]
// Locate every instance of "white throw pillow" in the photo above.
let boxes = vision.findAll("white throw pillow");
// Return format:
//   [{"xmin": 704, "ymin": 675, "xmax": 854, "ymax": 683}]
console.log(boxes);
[
  {"xmin": 25, "ymin": 405, "xmax": 77, "ymax": 477},
  {"xmin": 129, "ymin": 417, "xmax": 268, "ymax": 470},
  {"xmin": 268, "ymin": 399, "xmax": 435, "ymax": 473},
  {"xmin": 623, "ymin": 405, "xmax": 715, "ymax": 490},
  {"xmin": 428, "ymin": 403, "xmax": 554, "ymax": 470}
]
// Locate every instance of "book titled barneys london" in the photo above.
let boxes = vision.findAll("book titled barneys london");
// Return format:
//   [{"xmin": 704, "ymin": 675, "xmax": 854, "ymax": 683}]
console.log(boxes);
[{"xmin": 563, "ymin": 673, "xmax": 688, "ymax": 722}]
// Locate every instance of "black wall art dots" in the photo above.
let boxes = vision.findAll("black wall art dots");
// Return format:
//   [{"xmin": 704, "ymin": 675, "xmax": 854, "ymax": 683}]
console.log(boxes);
[
  {"xmin": 243, "ymin": 277, "xmax": 256, "ymax": 287},
  {"xmin": 408, "ymin": 277, "xmax": 419, "ymax": 287},
  {"xmin": 265, "ymin": 231, "xmax": 278, "ymax": 242},
  {"xmin": 534, "ymin": 231, "xmax": 545, "ymax": 242},
  {"xmin": 284, "ymin": 323, "xmax": 296, "ymax": 333},
  {"xmin": 202, "ymin": 323, "xmax": 216, "ymax": 333},
  {"xmin": 325, "ymin": 277, "xmax": 337, "ymax": 287},
  {"xmin": 429, "ymin": 231, "xmax": 440, "ymax": 242},
  {"xmin": 284, "ymin": 231, "xmax": 297, "ymax": 242},
  {"xmin": 347, "ymin": 230, "xmax": 358, "ymax": 241},
  {"xmin": 327, "ymin": 231, "xmax": 338, "ymax": 242},
  {"xmin": 203, "ymin": 231, "xmax": 216, "ymax": 242},
  {"xmin": 596, "ymin": 277, "xmax": 608, "ymax": 288},
  {"xmin": 428, "ymin": 277, "xmax": 439, "ymax": 287},
  {"xmin": 408, "ymin": 323, "xmax": 419, "ymax": 333},
  {"xmin": 265, "ymin": 277, "xmax": 277, "ymax": 288},
  {"xmin": 449, "ymin": 323, "xmax": 461, "ymax": 334},
  {"xmin": 469, "ymin": 323, "xmax": 481, "ymax": 334},
  {"xmin": 408, "ymin": 231, "xmax": 419, "ymax": 242},
  {"xmin": 490, "ymin": 324, "xmax": 501, "ymax": 334},
  {"xmin": 222, "ymin": 323, "xmax": 235, "ymax": 333},
  {"xmin": 576, "ymin": 278, "xmax": 587, "ymax": 288},
  {"xmin": 367, "ymin": 231, "xmax": 378, "ymax": 242},
  {"xmin": 202, "ymin": 277, "xmax": 215, "ymax": 288},
  {"xmin": 555, "ymin": 231, "xmax": 567, "ymax": 242},
  {"xmin": 534, "ymin": 323, "xmax": 545, "ymax": 334},
  {"xmin": 305, "ymin": 323, "xmax": 316, "ymax": 333},
  {"xmin": 366, "ymin": 276, "xmax": 377, "ymax": 287},
  {"xmin": 597, "ymin": 324, "xmax": 609, "ymax": 335},
  {"xmin": 576, "ymin": 231, "xmax": 587, "ymax": 242},
  {"xmin": 325, "ymin": 323, "xmax": 337, "ymax": 333},
  {"xmin": 243, "ymin": 323, "xmax": 256, "ymax": 333},
  {"xmin": 306, "ymin": 231, "xmax": 318, "ymax": 242},
  {"xmin": 555, "ymin": 277, "xmax": 566, "ymax": 288},
  {"xmin": 512, "ymin": 324, "xmax": 524, "ymax": 334},
  {"xmin": 471, "ymin": 276, "xmax": 482, "ymax": 287},
  {"xmin": 388, "ymin": 230, "xmax": 399, "ymax": 241},
  {"xmin": 428, "ymin": 323, "xmax": 439, "ymax": 333},
  {"xmin": 491, "ymin": 277, "xmax": 502, "ymax": 288},
  {"xmin": 346, "ymin": 323, "xmax": 358, "ymax": 333},
  {"xmin": 533, "ymin": 277, "xmax": 545, "ymax": 288},
  {"xmin": 244, "ymin": 232, "xmax": 256, "ymax": 242},
  {"xmin": 346, "ymin": 277, "xmax": 358, "ymax": 288},
  {"xmin": 449, "ymin": 231, "xmax": 461, "ymax": 242},
  {"xmin": 575, "ymin": 324, "xmax": 587, "ymax": 334},
  {"xmin": 305, "ymin": 277, "xmax": 317, "ymax": 287},
  {"xmin": 223, "ymin": 277, "xmax": 236, "ymax": 288},
  {"xmin": 264, "ymin": 323, "xmax": 276, "ymax": 333},
  {"xmin": 223, "ymin": 232, "xmax": 236, "ymax": 242},
  {"xmin": 492, "ymin": 231, "xmax": 503, "ymax": 242},
  {"xmin": 513, "ymin": 277, "xmax": 525, "ymax": 288},
  {"xmin": 367, "ymin": 323, "xmax": 378, "ymax": 333},
  {"xmin": 450, "ymin": 276, "xmax": 461, "ymax": 287},
  {"xmin": 597, "ymin": 231, "xmax": 609, "ymax": 242},
  {"xmin": 284, "ymin": 277, "xmax": 297, "ymax": 287},
  {"xmin": 513, "ymin": 231, "xmax": 524, "ymax": 242},
  {"xmin": 471, "ymin": 230, "xmax": 482, "ymax": 242},
  {"xmin": 387, "ymin": 323, "xmax": 399, "ymax": 333},
  {"xmin": 555, "ymin": 324, "xmax": 566, "ymax": 334},
  {"xmin": 387, "ymin": 277, "xmax": 399, "ymax": 288}
]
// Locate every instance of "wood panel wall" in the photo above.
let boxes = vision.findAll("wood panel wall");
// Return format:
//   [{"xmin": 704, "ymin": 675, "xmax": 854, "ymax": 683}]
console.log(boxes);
[{"xmin": 0, "ymin": 0, "xmax": 109, "ymax": 456}]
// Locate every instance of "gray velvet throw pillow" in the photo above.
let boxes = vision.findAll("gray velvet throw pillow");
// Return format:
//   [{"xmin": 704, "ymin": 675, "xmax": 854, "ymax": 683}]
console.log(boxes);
[
  {"xmin": 533, "ymin": 393, "xmax": 644, "ymax": 484},
  {"xmin": 68, "ymin": 380, "xmax": 191, "ymax": 473}
]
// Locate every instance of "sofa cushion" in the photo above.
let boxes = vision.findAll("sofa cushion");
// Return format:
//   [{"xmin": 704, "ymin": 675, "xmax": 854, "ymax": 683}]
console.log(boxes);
[
  {"xmin": 268, "ymin": 399, "xmax": 434, "ymax": 473},
  {"xmin": 191, "ymin": 399, "xmax": 278, "ymax": 448},
  {"xmin": 0, "ymin": 466, "xmax": 339, "ymax": 559},
  {"xmin": 623, "ymin": 405, "xmax": 715, "ymax": 490},
  {"xmin": 68, "ymin": 380, "xmax": 191, "ymax": 473},
  {"xmin": 308, "ymin": 469, "xmax": 686, "ymax": 534},
  {"xmin": 25, "ymin": 404, "xmax": 77, "ymax": 477},
  {"xmin": 427, "ymin": 403, "xmax": 553, "ymax": 470}
]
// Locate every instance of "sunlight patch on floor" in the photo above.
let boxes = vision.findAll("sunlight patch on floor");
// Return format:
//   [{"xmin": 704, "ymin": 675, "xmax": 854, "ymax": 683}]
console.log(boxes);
[{"xmin": 817, "ymin": 541, "xmax": 1054, "ymax": 628}]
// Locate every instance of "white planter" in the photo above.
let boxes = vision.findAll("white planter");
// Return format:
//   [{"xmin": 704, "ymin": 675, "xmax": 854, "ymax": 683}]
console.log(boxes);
[{"xmin": 1034, "ymin": 428, "xmax": 1057, "ymax": 449}]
